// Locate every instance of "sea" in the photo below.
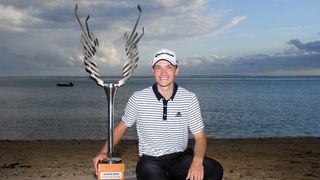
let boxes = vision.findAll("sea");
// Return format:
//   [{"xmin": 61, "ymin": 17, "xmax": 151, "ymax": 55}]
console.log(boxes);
[{"xmin": 0, "ymin": 76, "xmax": 319, "ymax": 140}]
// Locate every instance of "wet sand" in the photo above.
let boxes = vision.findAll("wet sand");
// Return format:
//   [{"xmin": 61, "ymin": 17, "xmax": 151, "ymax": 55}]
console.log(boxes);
[{"xmin": 0, "ymin": 138, "xmax": 319, "ymax": 180}]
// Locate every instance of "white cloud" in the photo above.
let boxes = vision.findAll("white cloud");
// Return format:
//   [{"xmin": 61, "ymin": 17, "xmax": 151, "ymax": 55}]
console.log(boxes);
[
  {"xmin": 151, "ymin": 0, "xmax": 205, "ymax": 12},
  {"xmin": 217, "ymin": 16, "xmax": 247, "ymax": 33},
  {"xmin": 0, "ymin": 3, "xmax": 41, "ymax": 32},
  {"xmin": 96, "ymin": 44, "xmax": 123, "ymax": 67}
]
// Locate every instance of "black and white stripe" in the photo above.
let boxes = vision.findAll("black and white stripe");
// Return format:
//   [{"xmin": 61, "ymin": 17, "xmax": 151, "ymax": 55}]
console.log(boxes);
[{"xmin": 122, "ymin": 84, "xmax": 204, "ymax": 157}]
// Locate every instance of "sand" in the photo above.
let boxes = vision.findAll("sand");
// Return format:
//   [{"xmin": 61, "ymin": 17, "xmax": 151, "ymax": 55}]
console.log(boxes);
[{"xmin": 0, "ymin": 138, "xmax": 319, "ymax": 180}]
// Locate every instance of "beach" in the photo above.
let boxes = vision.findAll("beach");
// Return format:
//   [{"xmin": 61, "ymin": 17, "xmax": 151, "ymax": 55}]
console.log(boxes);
[{"xmin": 0, "ymin": 138, "xmax": 319, "ymax": 180}]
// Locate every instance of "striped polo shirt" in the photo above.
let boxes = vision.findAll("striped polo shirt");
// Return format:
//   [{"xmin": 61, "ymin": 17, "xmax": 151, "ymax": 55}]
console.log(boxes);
[{"xmin": 122, "ymin": 83, "xmax": 204, "ymax": 157}]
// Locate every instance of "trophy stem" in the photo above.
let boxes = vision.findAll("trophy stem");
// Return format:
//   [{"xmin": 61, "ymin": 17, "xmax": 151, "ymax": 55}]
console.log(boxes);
[{"xmin": 103, "ymin": 83, "xmax": 122, "ymax": 164}]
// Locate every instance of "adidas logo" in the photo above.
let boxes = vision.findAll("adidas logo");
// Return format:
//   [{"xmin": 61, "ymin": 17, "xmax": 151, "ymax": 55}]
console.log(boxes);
[{"xmin": 175, "ymin": 112, "xmax": 182, "ymax": 117}]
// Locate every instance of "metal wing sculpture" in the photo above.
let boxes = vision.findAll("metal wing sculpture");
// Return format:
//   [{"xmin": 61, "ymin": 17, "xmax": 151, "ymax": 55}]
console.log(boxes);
[{"xmin": 74, "ymin": 4, "xmax": 144, "ymax": 87}]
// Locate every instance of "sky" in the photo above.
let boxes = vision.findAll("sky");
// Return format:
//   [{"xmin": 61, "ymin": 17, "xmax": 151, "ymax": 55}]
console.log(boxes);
[{"xmin": 1, "ymin": 0, "xmax": 320, "ymax": 77}]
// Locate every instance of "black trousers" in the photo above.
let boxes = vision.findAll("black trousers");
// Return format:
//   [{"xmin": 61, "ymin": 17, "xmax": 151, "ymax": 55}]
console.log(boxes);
[{"xmin": 136, "ymin": 148, "xmax": 223, "ymax": 180}]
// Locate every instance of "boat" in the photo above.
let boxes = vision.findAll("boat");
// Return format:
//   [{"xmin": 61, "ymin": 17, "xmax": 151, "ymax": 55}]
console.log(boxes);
[{"xmin": 56, "ymin": 82, "xmax": 74, "ymax": 87}]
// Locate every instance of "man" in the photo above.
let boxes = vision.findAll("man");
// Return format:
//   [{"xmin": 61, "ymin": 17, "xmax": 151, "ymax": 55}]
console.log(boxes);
[{"xmin": 93, "ymin": 48, "xmax": 223, "ymax": 180}]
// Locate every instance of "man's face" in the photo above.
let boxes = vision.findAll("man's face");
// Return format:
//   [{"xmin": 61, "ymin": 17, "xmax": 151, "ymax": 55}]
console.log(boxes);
[{"xmin": 152, "ymin": 60, "xmax": 179, "ymax": 88}]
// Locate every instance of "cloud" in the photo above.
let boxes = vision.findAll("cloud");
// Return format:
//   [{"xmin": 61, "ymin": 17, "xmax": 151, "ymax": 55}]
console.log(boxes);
[
  {"xmin": 288, "ymin": 39, "xmax": 320, "ymax": 53},
  {"xmin": 141, "ymin": 0, "xmax": 245, "ymax": 41},
  {"xmin": 0, "ymin": 28, "xmax": 80, "ymax": 76},
  {"xmin": 216, "ymin": 16, "xmax": 247, "ymax": 33},
  {"xmin": 0, "ymin": 3, "xmax": 42, "ymax": 32},
  {"xmin": 179, "ymin": 40, "xmax": 320, "ymax": 76}
]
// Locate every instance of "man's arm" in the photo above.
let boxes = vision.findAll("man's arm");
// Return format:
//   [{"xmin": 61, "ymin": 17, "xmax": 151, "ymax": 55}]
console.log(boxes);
[
  {"xmin": 92, "ymin": 121, "xmax": 128, "ymax": 176},
  {"xmin": 186, "ymin": 130, "xmax": 207, "ymax": 180}
]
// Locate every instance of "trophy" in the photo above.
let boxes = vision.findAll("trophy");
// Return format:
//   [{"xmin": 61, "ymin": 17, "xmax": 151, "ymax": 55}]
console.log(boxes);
[{"xmin": 75, "ymin": 4, "xmax": 144, "ymax": 180}]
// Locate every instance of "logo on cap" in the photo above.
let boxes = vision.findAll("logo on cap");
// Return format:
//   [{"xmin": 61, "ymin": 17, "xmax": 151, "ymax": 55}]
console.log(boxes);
[{"xmin": 152, "ymin": 48, "xmax": 177, "ymax": 66}]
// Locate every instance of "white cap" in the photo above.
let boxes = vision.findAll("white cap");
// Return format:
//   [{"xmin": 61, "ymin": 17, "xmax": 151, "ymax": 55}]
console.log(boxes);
[{"xmin": 152, "ymin": 48, "xmax": 177, "ymax": 66}]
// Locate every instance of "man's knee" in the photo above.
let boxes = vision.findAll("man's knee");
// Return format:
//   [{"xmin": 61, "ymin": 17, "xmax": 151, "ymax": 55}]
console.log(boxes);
[
  {"xmin": 136, "ymin": 160, "xmax": 168, "ymax": 180},
  {"xmin": 204, "ymin": 157, "xmax": 223, "ymax": 180}
]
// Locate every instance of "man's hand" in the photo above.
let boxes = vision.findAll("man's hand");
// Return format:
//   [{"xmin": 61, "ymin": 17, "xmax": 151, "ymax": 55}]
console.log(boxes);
[
  {"xmin": 187, "ymin": 131, "xmax": 207, "ymax": 180},
  {"xmin": 186, "ymin": 158, "xmax": 204, "ymax": 180},
  {"xmin": 92, "ymin": 152, "xmax": 107, "ymax": 176}
]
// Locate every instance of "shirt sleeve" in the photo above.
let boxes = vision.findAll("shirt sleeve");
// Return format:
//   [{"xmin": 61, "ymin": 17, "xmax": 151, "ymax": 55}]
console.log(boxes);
[
  {"xmin": 187, "ymin": 95, "xmax": 204, "ymax": 134},
  {"xmin": 121, "ymin": 93, "xmax": 138, "ymax": 127}
]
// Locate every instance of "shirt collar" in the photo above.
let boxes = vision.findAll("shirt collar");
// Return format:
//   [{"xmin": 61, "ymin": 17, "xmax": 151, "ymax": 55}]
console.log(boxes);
[{"xmin": 152, "ymin": 83, "xmax": 178, "ymax": 101}]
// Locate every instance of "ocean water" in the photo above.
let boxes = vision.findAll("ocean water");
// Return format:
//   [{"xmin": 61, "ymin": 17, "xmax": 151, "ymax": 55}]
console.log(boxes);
[{"xmin": 0, "ymin": 76, "xmax": 319, "ymax": 140}]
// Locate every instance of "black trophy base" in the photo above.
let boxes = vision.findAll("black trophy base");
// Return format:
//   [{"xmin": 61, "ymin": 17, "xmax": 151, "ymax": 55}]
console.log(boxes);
[{"xmin": 101, "ymin": 157, "xmax": 123, "ymax": 164}]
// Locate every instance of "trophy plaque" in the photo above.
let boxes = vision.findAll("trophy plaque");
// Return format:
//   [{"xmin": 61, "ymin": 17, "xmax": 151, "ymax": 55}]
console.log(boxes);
[{"xmin": 75, "ymin": 3, "xmax": 144, "ymax": 180}]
